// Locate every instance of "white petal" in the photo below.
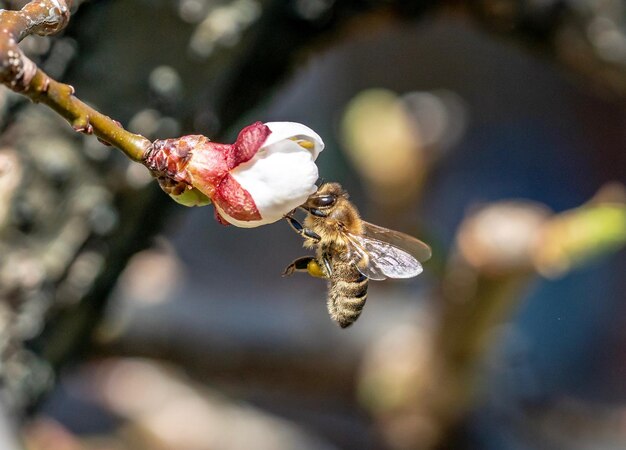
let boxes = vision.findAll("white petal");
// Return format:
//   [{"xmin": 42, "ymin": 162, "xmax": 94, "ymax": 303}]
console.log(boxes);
[
  {"xmin": 264, "ymin": 122, "xmax": 324, "ymax": 160},
  {"xmin": 213, "ymin": 204, "xmax": 276, "ymax": 228},
  {"xmin": 229, "ymin": 138, "xmax": 319, "ymax": 226}
]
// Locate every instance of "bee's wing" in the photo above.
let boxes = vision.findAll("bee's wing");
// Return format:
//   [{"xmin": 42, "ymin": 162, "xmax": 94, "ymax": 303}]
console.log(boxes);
[
  {"xmin": 361, "ymin": 221, "xmax": 432, "ymax": 262},
  {"xmin": 345, "ymin": 233, "xmax": 423, "ymax": 280},
  {"xmin": 343, "ymin": 234, "xmax": 386, "ymax": 280}
]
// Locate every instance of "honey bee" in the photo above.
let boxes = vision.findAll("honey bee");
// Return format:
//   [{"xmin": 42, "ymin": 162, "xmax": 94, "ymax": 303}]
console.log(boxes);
[{"xmin": 283, "ymin": 182, "xmax": 431, "ymax": 328}]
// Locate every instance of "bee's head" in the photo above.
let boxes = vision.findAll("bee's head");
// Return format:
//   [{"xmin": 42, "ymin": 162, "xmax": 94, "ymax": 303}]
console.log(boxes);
[{"xmin": 302, "ymin": 182, "xmax": 347, "ymax": 217}]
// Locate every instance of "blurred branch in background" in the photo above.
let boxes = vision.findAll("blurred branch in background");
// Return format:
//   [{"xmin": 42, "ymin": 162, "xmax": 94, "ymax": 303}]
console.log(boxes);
[{"xmin": 358, "ymin": 183, "xmax": 626, "ymax": 449}]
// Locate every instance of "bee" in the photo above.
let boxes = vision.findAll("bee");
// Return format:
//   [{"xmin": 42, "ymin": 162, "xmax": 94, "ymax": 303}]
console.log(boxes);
[{"xmin": 283, "ymin": 182, "xmax": 431, "ymax": 328}]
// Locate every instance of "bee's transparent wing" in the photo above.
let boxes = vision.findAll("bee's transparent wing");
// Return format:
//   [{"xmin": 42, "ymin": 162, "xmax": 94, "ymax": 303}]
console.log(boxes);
[
  {"xmin": 362, "ymin": 221, "xmax": 432, "ymax": 262},
  {"xmin": 343, "ymin": 234, "xmax": 386, "ymax": 280},
  {"xmin": 345, "ymin": 233, "xmax": 423, "ymax": 281}
]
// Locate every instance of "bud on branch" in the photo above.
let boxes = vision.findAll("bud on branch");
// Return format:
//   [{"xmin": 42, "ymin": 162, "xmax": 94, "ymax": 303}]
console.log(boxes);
[{"xmin": 144, "ymin": 121, "xmax": 324, "ymax": 227}]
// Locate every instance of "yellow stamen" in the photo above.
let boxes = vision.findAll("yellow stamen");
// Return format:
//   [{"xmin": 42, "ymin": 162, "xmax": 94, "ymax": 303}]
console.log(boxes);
[{"xmin": 291, "ymin": 138, "xmax": 315, "ymax": 150}]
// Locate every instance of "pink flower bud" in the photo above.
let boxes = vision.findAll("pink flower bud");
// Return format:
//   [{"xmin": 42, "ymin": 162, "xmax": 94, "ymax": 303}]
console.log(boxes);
[{"xmin": 144, "ymin": 121, "xmax": 324, "ymax": 227}]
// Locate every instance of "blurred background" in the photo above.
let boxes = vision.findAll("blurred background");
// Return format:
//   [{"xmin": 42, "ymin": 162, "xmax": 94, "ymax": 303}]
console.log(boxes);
[{"xmin": 1, "ymin": 0, "xmax": 626, "ymax": 449}]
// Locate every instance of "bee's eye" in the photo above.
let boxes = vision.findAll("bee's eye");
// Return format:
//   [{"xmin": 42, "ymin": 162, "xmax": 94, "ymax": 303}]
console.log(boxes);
[{"xmin": 313, "ymin": 195, "xmax": 336, "ymax": 207}]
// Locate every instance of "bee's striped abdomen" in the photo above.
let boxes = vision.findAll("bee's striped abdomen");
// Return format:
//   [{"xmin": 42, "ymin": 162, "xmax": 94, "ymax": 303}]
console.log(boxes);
[{"xmin": 327, "ymin": 261, "xmax": 368, "ymax": 328}]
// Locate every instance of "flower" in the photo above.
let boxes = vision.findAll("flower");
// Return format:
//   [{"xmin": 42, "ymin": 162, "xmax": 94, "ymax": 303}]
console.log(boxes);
[{"xmin": 144, "ymin": 121, "xmax": 324, "ymax": 227}]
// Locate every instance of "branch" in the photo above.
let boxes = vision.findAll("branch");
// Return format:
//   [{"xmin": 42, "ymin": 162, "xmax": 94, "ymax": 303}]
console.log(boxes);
[{"xmin": 0, "ymin": 0, "xmax": 150, "ymax": 161}]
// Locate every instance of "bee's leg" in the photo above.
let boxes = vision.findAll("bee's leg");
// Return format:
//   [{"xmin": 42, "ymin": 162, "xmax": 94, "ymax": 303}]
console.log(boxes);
[
  {"xmin": 284, "ymin": 215, "xmax": 321, "ymax": 241},
  {"xmin": 283, "ymin": 256, "xmax": 327, "ymax": 278},
  {"xmin": 321, "ymin": 253, "xmax": 333, "ymax": 277},
  {"xmin": 282, "ymin": 256, "xmax": 314, "ymax": 277},
  {"xmin": 307, "ymin": 208, "xmax": 327, "ymax": 218}
]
